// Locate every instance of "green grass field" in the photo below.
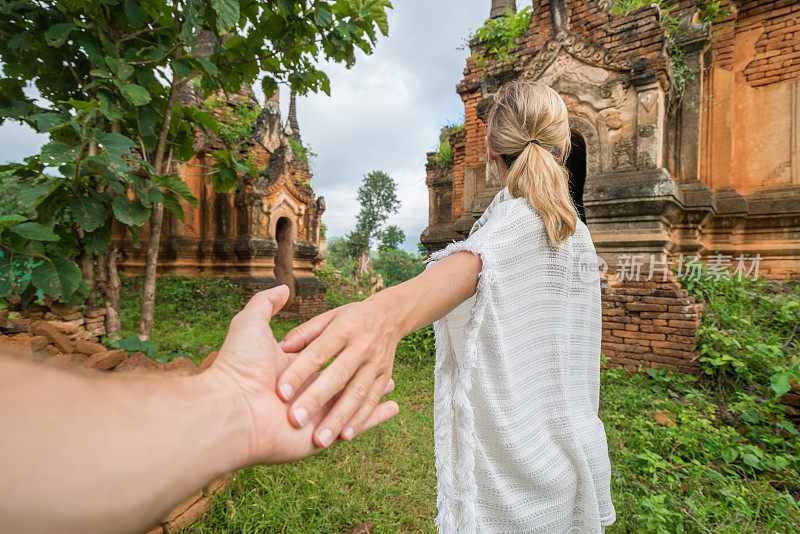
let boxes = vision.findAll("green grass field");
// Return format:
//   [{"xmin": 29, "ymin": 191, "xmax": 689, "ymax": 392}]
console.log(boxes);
[{"xmin": 119, "ymin": 276, "xmax": 800, "ymax": 533}]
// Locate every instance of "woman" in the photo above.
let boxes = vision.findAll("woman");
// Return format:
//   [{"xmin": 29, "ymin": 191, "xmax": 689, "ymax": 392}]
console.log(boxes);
[{"xmin": 277, "ymin": 81, "xmax": 616, "ymax": 532}]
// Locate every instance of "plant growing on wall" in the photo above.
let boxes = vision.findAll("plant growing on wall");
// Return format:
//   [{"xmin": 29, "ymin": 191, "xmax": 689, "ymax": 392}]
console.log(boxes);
[
  {"xmin": 0, "ymin": 0, "xmax": 392, "ymax": 339},
  {"xmin": 287, "ymin": 136, "xmax": 317, "ymax": 174},
  {"xmin": 472, "ymin": 6, "xmax": 533, "ymax": 66},
  {"xmin": 203, "ymin": 96, "xmax": 259, "ymax": 156},
  {"xmin": 606, "ymin": 0, "xmax": 729, "ymax": 99}
]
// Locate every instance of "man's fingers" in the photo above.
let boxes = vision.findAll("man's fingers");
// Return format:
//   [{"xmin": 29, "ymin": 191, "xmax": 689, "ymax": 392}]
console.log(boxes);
[
  {"xmin": 311, "ymin": 366, "xmax": 383, "ymax": 448},
  {"xmin": 278, "ymin": 310, "xmax": 335, "ymax": 353},
  {"xmin": 285, "ymin": 346, "xmax": 365, "ymax": 429},
  {"xmin": 340, "ymin": 376, "xmax": 394, "ymax": 441}
]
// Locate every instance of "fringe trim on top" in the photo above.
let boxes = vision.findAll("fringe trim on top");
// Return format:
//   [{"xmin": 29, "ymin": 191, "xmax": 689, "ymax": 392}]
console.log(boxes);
[{"xmin": 427, "ymin": 239, "xmax": 498, "ymax": 534}]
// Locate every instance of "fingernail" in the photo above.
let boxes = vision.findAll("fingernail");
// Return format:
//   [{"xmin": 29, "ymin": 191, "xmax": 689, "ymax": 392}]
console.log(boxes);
[
  {"xmin": 279, "ymin": 383, "xmax": 293, "ymax": 400},
  {"xmin": 342, "ymin": 427, "xmax": 354, "ymax": 441},
  {"xmin": 294, "ymin": 406, "xmax": 308, "ymax": 427},
  {"xmin": 318, "ymin": 428, "xmax": 333, "ymax": 447}
]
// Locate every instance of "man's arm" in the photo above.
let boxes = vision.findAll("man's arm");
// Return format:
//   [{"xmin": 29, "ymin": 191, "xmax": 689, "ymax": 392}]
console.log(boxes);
[
  {"xmin": 0, "ymin": 286, "xmax": 398, "ymax": 534},
  {"xmin": 0, "ymin": 355, "xmax": 246, "ymax": 534},
  {"xmin": 276, "ymin": 251, "xmax": 483, "ymax": 447}
]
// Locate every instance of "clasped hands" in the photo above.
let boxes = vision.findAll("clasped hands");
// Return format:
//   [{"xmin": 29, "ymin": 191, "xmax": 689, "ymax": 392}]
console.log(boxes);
[{"xmin": 207, "ymin": 284, "xmax": 400, "ymax": 465}]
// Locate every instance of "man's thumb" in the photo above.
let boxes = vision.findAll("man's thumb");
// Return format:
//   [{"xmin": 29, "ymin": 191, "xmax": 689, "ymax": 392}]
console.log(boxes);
[{"xmin": 265, "ymin": 285, "xmax": 291, "ymax": 318}]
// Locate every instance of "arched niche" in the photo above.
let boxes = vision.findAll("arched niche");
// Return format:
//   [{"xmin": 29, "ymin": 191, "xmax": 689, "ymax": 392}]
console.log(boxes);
[
  {"xmin": 566, "ymin": 131, "xmax": 587, "ymax": 223},
  {"xmin": 274, "ymin": 217, "xmax": 295, "ymax": 298}
]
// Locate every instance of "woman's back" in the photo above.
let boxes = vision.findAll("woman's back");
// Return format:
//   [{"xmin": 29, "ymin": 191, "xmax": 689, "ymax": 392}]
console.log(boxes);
[{"xmin": 430, "ymin": 195, "xmax": 615, "ymax": 533}]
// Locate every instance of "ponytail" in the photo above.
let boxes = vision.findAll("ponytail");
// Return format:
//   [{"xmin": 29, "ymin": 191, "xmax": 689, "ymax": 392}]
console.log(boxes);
[
  {"xmin": 487, "ymin": 81, "xmax": 578, "ymax": 247},
  {"xmin": 507, "ymin": 141, "xmax": 576, "ymax": 246}
]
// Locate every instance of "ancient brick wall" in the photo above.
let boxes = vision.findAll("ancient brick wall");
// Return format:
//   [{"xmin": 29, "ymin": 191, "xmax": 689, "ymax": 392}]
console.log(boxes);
[
  {"xmin": 738, "ymin": 0, "xmax": 800, "ymax": 87},
  {"xmin": 601, "ymin": 275, "xmax": 703, "ymax": 375}
]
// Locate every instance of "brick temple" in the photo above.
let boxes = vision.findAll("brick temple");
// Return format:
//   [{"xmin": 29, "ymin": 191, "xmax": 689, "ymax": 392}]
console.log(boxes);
[
  {"xmin": 421, "ymin": 0, "xmax": 799, "ymax": 373},
  {"xmin": 422, "ymin": 0, "xmax": 800, "ymax": 279},
  {"xmin": 116, "ymin": 36, "xmax": 327, "ymax": 316}
]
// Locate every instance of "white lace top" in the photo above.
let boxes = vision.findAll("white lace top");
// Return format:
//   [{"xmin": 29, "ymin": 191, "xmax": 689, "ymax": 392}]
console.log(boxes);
[{"xmin": 428, "ymin": 189, "xmax": 616, "ymax": 533}]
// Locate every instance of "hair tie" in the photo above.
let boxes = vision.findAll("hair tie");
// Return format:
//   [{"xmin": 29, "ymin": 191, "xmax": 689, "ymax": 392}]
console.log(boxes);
[{"xmin": 526, "ymin": 139, "xmax": 541, "ymax": 147}]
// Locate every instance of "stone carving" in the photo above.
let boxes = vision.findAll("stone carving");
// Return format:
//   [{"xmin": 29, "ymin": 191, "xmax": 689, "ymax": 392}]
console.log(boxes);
[
  {"xmin": 612, "ymin": 140, "xmax": 636, "ymax": 170},
  {"xmin": 600, "ymin": 109, "xmax": 623, "ymax": 130},
  {"xmin": 639, "ymin": 91, "xmax": 656, "ymax": 113},
  {"xmin": 522, "ymin": 32, "xmax": 628, "ymax": 83},
  {"xmin": 639, "ymin": 125, "xmax": 655, "ymax": 138},
  {"xmin": 638, "ymin": 150, "xmax": 657, "ymax": 169}
]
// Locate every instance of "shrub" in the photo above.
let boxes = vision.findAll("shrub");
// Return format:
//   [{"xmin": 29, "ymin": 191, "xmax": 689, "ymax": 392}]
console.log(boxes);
[{"xmin": 372, "ymin": 248, "xmax": 425, "ymax": 287}]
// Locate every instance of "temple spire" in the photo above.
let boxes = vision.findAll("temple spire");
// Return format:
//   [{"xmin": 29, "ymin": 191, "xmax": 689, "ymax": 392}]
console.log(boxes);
[
  {"xmin": 288, "ymin": 91, "xmax": 301, "ymax": 143},
  {"xmin": 490, "ymin": 0, "xmax": 516, "ymax": 18}
]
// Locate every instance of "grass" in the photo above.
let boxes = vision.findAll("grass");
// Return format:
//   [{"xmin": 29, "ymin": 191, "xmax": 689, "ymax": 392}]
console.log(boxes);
[{"xmin": 118, "ymin": 275, "xmax": 800, "ymax": 533}]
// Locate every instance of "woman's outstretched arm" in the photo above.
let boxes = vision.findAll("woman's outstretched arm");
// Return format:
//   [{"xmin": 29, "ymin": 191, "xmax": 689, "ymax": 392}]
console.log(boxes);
[{"xmin": 277, "ymin": 250, "xmax": 483, "ymax": 447}]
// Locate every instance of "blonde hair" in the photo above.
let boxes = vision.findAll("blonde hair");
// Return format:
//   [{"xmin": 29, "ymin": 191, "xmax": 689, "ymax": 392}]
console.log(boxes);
[{"xmin": 486, "ymin": 80, "xmax": 577, "ymax": 246}]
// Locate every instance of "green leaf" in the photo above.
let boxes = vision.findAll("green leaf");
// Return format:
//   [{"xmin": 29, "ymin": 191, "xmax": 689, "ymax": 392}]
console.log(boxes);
[
  {"xmin": 9, "ymin": 222, "xmax": 59, "ymax": 241},
  {"xmin": 0, "ymin": 214, "xmax": 27, "ymax": 229},
  {"xmin": 31, "ymin": 257, "xmax": 82, "ymax": 300},
  {"xmin": 124, "ymin": 0, "xmax": 146, "ymax": 28},
  {"xmin": 28, "ymin": 112, "xmax": 66, "ymax": 133},
  {"xmin": 98, "ymin": 92, "xmax": 125, "ymax": 121},
  {"xmin": 84, "ymin": 225, "xmax": 111, "ymax": 255},
  {"xmin": 0, "ymin": 256, "xmax": 13, "ymax": 298},
  {"xmin": 157, "ymin": 175, "xmax": 199, "ymax": 207},
  {"xmin": 9, "ymin": 31, "xmax": 28, "ymax": 51},
  {"xmin": 211, "ymin": 166, "xmax": 238, "ymax": 192},
  {"xmin": 195, "ymin": 57, "xmax": 219, "ymax": 76},
  {"xmin": 136, "ymin": 106, "xmax": 159, "ymax": 137},
  {"xmin": 112, "ymin": 335, "xmax": 159, "ymax": 357},
  {"xmin": 106, "ymin": 57, "xmax": 134, "ymax": 80},
  {"xmin": 97, "ymin": 132, "xmax": 135, "ymax": 159},
  {"xmin": 41, "ymin": 141, "xmax": 78, "ymax": 165},
  {"xmin": 119, "ymin": 84, "xmax": 151, "ymax": 106},
  {"xmin": 314, "ymin": 7, "xmax": 333, "ymax": 27},
  {"xmin": 69, "ymin": 195, "xmax": 107, "ymax": 232},
  {"xmin": 161, "ymin": 194, "xmax": 185, "ymax": 222},
  {"xmin": 742, "ymin": 453, "xmax": 760, "ymax": 469},
  {"xmin": 212, "ymin": 0, "xmax": 240, "ymax": 31},
  {"xmin": 112, "ymin": 196, "xmax": 150, "ymax": 226},
  {"xmin": 770, "ymin": 372, "xmax": 792, "ymax": 398},
  {"xmin": 17, "ymin": 180, "xmax": 56, "ymax": 208},
  {"xmin": 45, "ymin": 23, "xmax": 75, "ymax": 47}
]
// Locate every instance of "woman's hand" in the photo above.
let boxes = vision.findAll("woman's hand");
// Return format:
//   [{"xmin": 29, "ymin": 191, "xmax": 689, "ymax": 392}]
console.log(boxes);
[
  {"xmin": 276, "ymin": 297, "xmax": 403, "ymax": 448},
  {"xmin": 206, "ymin": 287, "xmax": 399, "ymax": 465}
]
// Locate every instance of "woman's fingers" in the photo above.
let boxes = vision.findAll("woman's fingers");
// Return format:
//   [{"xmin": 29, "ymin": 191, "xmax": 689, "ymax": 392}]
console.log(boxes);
[
  {"xmin": 356, "ymin": 400, "xmax": 399, "ymax": 437},
  {"xmin": 277, "ymin": 309, "xmax": 335, "ymax": 353},
  {"xmin": 310, "ymin": 366, "xmax": 386, "ymax": 447},
  {"xmin": 286, "ymin": 346, "xmax": 367, "ymax": 429},
  {"xmin": 276, "ymin": 327, "xmax": 346, "ymax": 403},
  {"xmin": 340, "ymin": 375, "xmax": 394, "ymax": 441}
]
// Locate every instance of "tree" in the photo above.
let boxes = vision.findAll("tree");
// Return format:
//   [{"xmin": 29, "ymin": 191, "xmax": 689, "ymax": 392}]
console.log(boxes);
[
  {"xmin": 377, "ymin": 224, "xmax": 404, "ymax": 252},
  {"xmin": 346, "ymin": 170, "xmax": 400, "ymax": 261},
  {"xmin": 0, "ymin": 0, "xmax": 392, "ymax": 339}
]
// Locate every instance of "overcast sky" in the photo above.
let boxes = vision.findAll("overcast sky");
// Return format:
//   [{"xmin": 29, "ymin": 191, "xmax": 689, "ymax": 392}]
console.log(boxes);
[{"xmin": 0, "ymin": 1, "xmax": 532, "ymax": 252}]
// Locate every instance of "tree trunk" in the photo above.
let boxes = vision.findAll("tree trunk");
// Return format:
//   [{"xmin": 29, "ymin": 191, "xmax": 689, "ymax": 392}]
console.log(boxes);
[
  {"xmin": 79, "ymin": 252, "xmax": 97, "ymax": 306},
  {"xmin": 137, "ymin": 202, "xmax": 163, "ymax": 340},
  {"xmin": 98, "ymin": 244, "xmax": 122, "ymax": 341},
  {"xmin": 137, "ymin": 75, "xmax": 182, "ymax": 341}
]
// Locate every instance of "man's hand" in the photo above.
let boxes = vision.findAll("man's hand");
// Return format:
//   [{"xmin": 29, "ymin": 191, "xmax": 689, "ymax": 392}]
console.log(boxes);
[{"xmin": 205, "ymin": 286, "xmax": 399, "ymax": 465}]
